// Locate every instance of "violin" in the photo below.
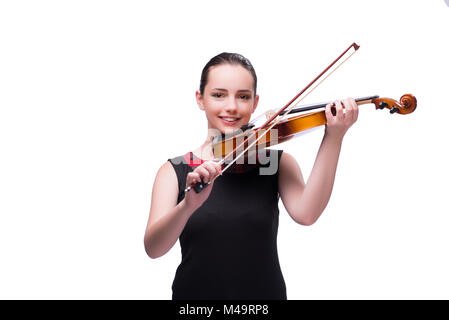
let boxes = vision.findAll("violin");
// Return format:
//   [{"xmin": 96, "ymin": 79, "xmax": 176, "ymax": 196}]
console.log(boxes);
[
  {"xmin": 186, "ymin": 43, "xmax": 417, "ymax": 193},
  {"xmin": 212, "ymin": 94, "xmax": 417, "ymax": 158}
]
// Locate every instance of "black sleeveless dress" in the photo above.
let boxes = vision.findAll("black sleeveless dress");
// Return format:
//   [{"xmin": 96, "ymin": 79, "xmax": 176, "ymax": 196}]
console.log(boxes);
[{"xmin": 168, "ymin": 149, "xmax": 286, "ymax": 300}]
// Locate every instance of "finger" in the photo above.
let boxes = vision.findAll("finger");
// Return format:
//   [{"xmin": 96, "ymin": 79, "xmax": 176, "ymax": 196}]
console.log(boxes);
[
  {"xmin": 215, "ymin": 162, "xmax": 223, "ymax": 175},
  {"xmin": 343, "ymin": 98, "xmax": 354, "ymax": 122},
  {"xmin": 325, "ymin": 103, "xmax": 334, "ymax": 123},
  {"xmin": 335, "ymin": 100, "xmax": 344, "ymax": 121},
  {"xmin": 349, "ymin": 98, "xmax": 358, "ymax": 122},
  {"xmin": 202, "ymin": 162, "xmax": 218, "ymax": 178},
  {"xmin": 186, "ymin": 172, "xmax": 201, "ymax": 186},
  {"xmin": 348, "ymin": 97, "xmax": 359, "ymax": 123},
  {"xmin": 195, "ymin": 166, "xmax": 211, "ymax": 183},
  {"xmin": 208, "ymin": 159, "xmax": 223, "ymax": 175},
  {"xmin": 348, "ymin": 98, "xmax": 358, "ymax": 122},
  {"xmin": 354, "ymin": 103, "xmax": 359, "ymax": 122},
  {"xmin": 349, "ymin": 97, "xmax": 357, "ymax": 108}
]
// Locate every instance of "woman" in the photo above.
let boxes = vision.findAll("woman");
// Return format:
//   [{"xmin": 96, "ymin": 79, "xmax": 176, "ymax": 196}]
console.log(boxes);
[{"xmin": 144, "ymin": 52, "xmax": 358, "ymax": 299}]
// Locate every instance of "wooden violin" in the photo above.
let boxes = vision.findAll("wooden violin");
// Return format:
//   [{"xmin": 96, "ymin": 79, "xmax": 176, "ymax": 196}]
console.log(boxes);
[
  {"xmin": 212, "ymin": 94, "xmax": 417, "ymax": 158},
  {"xmin": 185, "ymin": 42, "xmax": 417, "ymax": 193}
]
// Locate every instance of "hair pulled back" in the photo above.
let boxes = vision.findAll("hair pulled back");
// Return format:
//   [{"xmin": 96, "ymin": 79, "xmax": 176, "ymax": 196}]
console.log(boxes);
[{"xmin": 199, "ymin": 52, "xmax": 257, "ymax": 95}]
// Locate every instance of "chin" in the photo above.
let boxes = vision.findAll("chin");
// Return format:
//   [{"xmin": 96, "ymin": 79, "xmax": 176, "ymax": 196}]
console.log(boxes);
[{"xmin": 222, "ymin": 125, "xmax": 242, "ymax": 134}]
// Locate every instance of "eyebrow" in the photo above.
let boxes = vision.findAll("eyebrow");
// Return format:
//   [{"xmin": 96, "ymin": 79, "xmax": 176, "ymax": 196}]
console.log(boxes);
[{"xmin": 212, "ymin": 88, "xmax": 252, "ymax": 93}]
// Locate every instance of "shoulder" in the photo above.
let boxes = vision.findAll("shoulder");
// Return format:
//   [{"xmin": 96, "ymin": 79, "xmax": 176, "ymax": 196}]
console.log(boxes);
[
  {"xmin": 157, "ymin": 154, "xmax": 193, "ymax": 203},
  {"xmin": 277, "ymin": 151, "xmax": 305, "ymax": 210},
  {"xmin": 278, "ymin": 151, "xmax": 304, "ymax": 186},
  {"xmin": 158, "ymin": 161, "xmax": 177, "ymax": 177},
  {"xmin": 151, "ymin": 161, "xmax": 179, "ymax": 205},
  {"xmin": 154, "ymin": 161, "xmax": 178, "ymax": 190},
  {"xmin": 263, "ymin": 149, "xmax": 284, "ymax": 167},
  {"xmin": 279, "ymin": 151, "xmax": 299, "ymax": 172}
]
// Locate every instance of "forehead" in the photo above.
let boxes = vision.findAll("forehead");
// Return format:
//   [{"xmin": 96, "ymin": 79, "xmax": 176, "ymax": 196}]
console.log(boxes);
[{"xmin": 206, "ymin": 64, "xmax": 254, "ymax": 91}]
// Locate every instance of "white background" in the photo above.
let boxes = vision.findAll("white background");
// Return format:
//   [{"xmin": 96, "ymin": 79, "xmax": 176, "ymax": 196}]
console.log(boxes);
[{"xmin": 1, "ymin": 0, "xmax": 448, "ymax": 299}]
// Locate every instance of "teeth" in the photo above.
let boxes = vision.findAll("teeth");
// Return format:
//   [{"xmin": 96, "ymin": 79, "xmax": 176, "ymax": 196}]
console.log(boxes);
[{"xmin": 221, "ymin": 117, "xmax": 238, "ymax": 122}]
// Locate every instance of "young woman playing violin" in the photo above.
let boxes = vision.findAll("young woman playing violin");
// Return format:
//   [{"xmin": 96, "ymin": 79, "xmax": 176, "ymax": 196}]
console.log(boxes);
[{"xmin": 144, "ymin": 52, "xmax": 358, "ymax": 300}]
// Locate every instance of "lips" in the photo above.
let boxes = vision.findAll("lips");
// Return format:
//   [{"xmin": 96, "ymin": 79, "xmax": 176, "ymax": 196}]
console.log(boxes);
[{"xmin": 218, "ymin": 116, "xmax": 240, "ymax": 124}]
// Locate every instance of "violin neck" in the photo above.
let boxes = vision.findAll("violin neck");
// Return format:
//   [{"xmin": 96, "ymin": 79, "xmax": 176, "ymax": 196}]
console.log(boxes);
[
  {"xmin": 281, "ymin": 95, "xmax": 379, "ymax": 115},
  {"xmin": 355, "ymin": 95, "xmax": 379, "ymax": 106}
]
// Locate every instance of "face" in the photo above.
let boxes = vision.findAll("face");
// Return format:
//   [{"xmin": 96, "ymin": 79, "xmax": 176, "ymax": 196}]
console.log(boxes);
[{"xmin": 196, "ymin": 64, "xmax": 259, "ymax": 134}]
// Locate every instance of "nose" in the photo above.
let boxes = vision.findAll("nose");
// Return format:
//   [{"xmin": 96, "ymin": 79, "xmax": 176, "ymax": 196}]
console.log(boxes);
[{"xmin": 224, "ymin": 97, "xmax": 238, "ymax": 113}]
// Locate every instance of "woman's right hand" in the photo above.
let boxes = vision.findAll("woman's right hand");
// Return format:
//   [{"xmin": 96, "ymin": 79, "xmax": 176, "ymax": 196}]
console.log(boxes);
[{"xmin": 184, "ymin": 160, "xmax": 222, "ymax": 211}]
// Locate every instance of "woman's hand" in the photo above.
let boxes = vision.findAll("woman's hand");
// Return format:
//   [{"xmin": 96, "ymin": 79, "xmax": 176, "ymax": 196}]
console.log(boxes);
[
  {"xmin": 324, "ymin": 97, "xmax": 359, "ymax": 140},
  {"xmin": 184, "ymin": 160, "xmax": 222, "ymax": 211}
]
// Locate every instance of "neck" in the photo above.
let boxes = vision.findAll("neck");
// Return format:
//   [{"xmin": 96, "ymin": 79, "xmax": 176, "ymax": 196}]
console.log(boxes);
[{"xmin": 192, "ymin": 132, "xmax": 217, "ymax": 161}]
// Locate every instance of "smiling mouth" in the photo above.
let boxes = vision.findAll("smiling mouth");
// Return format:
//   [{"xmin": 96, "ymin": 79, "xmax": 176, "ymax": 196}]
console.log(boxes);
[{"xmin": 218, "ymin": 116, "xmax": 240, "ymax": 124}]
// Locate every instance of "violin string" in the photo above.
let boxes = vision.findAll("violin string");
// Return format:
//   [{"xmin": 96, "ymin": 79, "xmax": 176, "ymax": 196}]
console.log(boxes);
[{"xmin": 214, "ymin": 48, "xmax": 358, "ymax": 179}]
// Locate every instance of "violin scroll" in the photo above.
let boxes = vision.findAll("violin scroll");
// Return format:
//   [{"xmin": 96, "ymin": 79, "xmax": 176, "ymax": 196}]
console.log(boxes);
[{"xmin": 372, "ymin": 94, "xmax": 417, "ymax": 115}]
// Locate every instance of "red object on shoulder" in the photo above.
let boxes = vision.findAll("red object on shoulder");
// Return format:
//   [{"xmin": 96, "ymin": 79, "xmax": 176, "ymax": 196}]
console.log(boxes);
[
  {"xmin": 183, "ymin": 151, "xmax": 264, "ymax": 174},
  {"xmin": 184, "ymin": 152, "xmax": 205, "ymax": 167}
]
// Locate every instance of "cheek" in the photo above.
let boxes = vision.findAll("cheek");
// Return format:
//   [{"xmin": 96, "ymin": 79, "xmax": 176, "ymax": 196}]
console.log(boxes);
[
  {"xmin": 241, "ymin": 101, "xmax": 255, "ymax": 116},
  {"xmin": 209, "ymin": 104, "xmax": 224, "ymax": 115},
  {"xmin": 202, "ymin": 98, "xmax": 220, "ymax": 113}
]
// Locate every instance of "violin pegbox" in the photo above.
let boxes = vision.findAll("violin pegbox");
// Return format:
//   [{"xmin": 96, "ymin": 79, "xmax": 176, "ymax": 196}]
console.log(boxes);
[{"xmin": 372, "ymin": 94, "xmax": 417, "ymax": 115}]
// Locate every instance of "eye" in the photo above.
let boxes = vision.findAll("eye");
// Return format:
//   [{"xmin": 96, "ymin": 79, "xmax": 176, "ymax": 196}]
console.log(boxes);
[
  {"xmin": 239, "ymin": 94, "xmax": 250, "ymax": 100},
  {"xmin": 212, "ymin": 92, "xmax": 224, "ymax": 98}
]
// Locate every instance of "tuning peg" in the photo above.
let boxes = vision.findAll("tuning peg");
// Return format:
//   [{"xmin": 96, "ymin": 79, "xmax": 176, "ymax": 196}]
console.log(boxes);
[
  {"xmin": 390, "ymin": 107, "xmax": 400, "ymax": 114},
  {"xmin": 378, "ymin": 102, "xmax": 388, "ymax": 110}
]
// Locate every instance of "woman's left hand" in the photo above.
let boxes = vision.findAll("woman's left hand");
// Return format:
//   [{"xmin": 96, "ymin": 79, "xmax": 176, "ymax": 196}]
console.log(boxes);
[{"xmin": 324, "ymin": 97, "xmax": 359, "ymax": 140}]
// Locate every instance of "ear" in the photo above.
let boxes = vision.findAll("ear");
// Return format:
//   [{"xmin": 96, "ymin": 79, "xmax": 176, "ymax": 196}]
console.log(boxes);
[
  {"xmin": 252, "ymin": 94, "xmax": 260, "ymax": 114},
  {"xmin": 196, "ymin": 90, "xmax": 205, "ymax": 111}
]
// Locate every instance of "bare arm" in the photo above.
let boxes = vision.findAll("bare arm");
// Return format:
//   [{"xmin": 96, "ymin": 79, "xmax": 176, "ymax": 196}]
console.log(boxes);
[
  {"xmin": 279, "ymin": 135, "xmax": 342, "ymax": 225},
  {"xmin": 144, "ymin": 161, "xmax": 221, "ymax": 259},
  {"xmin": 278, "ymin": 98, "xmax": 358, "ymax": 225},
  {"xmin": 144, "ymin": 162, "xmax": 192, "ymax": 259}
]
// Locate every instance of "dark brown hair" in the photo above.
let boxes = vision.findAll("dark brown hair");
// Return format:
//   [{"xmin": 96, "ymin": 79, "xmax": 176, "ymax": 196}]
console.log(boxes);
[{"xmin": 199, "ymin": 52, "xmax": 257, "ymax": 95}]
